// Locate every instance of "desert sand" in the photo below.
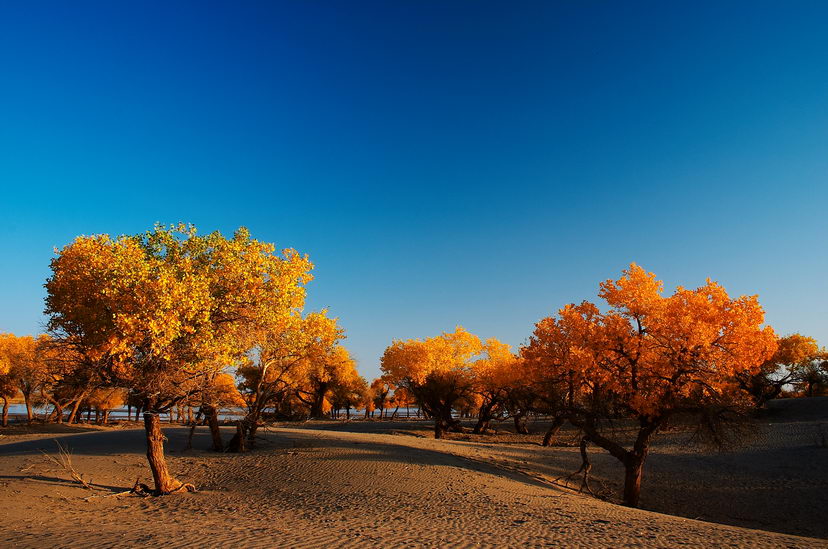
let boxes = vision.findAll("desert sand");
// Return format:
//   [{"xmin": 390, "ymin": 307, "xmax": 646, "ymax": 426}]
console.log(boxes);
[{"xmin": 1, "ymin": 399, "xmax": 826, "ymax": 548}]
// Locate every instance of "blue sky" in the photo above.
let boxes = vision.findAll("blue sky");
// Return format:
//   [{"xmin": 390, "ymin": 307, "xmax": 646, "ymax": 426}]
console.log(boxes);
[{"xmin": 1, "ymin": 1, "xmax": 826, "ymax": 379}]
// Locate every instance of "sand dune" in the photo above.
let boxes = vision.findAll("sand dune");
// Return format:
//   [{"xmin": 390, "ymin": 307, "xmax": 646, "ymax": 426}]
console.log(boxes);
[{"xmin": 1, "ymin": 404, "xmax": 827, "ymax": 549}]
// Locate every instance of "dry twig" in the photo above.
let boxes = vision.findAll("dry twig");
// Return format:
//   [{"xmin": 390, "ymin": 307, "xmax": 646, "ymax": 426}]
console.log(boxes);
[{"xmin": 39, "ymin": 439, "xmax": 99, "ymax": 491}]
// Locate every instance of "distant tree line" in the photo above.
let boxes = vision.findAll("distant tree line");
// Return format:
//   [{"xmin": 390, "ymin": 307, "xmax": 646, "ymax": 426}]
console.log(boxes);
[{"xmin": 379, "ymin": 264, "xmax": 827, "ymax": 507}]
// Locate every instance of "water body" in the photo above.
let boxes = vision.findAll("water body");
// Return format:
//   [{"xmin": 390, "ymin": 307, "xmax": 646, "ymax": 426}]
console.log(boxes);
[{"xmin": 2, "ymin": 404, "xmax": 424, "ymax": 423}]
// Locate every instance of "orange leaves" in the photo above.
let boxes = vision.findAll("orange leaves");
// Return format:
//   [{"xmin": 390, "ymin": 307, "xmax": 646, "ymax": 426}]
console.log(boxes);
[
  {"xmin": 0, "ymin": 333, "xmax": 45, "ymax": 379},
  {"xmin": 381, "ymin": 326, "xmax": 482, "ymax": 386},
  {"xmin": 524, "ymin": 264, "xmax": 778, "ymax": 417},
  {"xmin": 471, "ymin": 338, "xmax": 522, "ymax": 394},
  {"xmin": 599, "ymin": 263, "xmax": 663, "ymax": 319},
  {"xmin": 772, "ymin": 333, "xmax": 820, "ymax": 367}
]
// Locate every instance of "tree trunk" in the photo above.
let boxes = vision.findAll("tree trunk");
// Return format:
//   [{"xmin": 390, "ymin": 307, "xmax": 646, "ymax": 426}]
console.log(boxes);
[
  {"xmin": 24, "ymin": 392, "xmax": 33, "ymax": 424},
  {"xmin": 310, "ymin": 383, "xmax": 328, "ymax": 418},
  {"xmin": 542, "ymin": 416, "xmax": 565, "ymax": 447},
  {"xmin": 474, "ymin": 402, "xmax": 494, "ymax": 434},
  {"xmin": 232, "ymin": 421, "xmax": 247, "ymax": 452},
  {"xmin": 52, "ymin": 404, "xmax": 64, "ymax": 424},
  {"xmin": 248, "ymin": 420, "xmax": 261, "ymax": 447},
  {"xmin": 1, "ymin": 396, "xmax": 8, "ymax": 427},
  {"xmin": 434, "ymin": 418, "xmax": 444, "ymax": 439},
  {"xmin": 144, "ymin": 412, "xmax": 182, "ymax": 494},
  {"xmin": 514, "ymin": 413, "xmax": 529, "ymax": 434},
  {"xmin": 473, "ymin": 417, "xmax": 490, "ymax": 434},
  {"xmin": 185, "ymin": 408, "xmax": 203, "ymax": 451},
  {"xmin": 622, "ymin": 454, "xmax": 645, "ymax": 507},
  {"xmin": 204, "ymin": 405, "xmax": 224, "ymax": 452},
  {"xmin": 67, "ymin": 398, "xmax": 84, "ymax": 424}
]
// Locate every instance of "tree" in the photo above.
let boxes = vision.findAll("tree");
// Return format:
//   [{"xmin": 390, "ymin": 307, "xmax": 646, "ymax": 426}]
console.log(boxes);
[
  {"xmin": 329, "ymin": 369, "xmax": 368, "ymax": 419},
  {"xmin": 34, "ymin": 339, "xmax": 96, "ymax": 424},
  {"xmin": 522, "ymin": 264, "xmax": 777, "ymax": 507},
  {"xmin": 232, "ymin": 311, "xmax": 342, "ymax": 450},
  {"xmin": 470, "ymin": 338, "xmax": 521, "ymax": 434},
  {"xmin": 370, "ymin": 378, "xmax": 394, "ymax": 418},
  {"xmin": 794, "ymin": 357, "xmax": 828, "ymax": 397},
  {"xmin": 0, "ymin": 334, "xmax": 51, "ymax": 424},
  {"xmin": 0, "ymin": 334, "xmax": 20, "ymax": 426},
  {"xmin": 0, "ymin": 346, "xmax": 15, "ymax": 425},
  {"xmin": 381, "ymin": 327, "xmax": 482, "ymax": 438},
  {"xmin": 300, "ymin": 344, "xmax": 357, "ymax": 419},
  {"xmin": 737, "ymin": 333, "xmax": 821, "ymax": 405},
  {"xmin": 85, "ymin": 388, "xmax": 127, "ymax": 424},
  {"xmin": 44, "ymin": 224, "xmax": 313, "ymax": 494}
]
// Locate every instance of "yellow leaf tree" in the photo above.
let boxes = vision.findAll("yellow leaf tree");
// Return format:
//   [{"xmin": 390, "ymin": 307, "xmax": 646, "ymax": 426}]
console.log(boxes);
[
  {"xmin": 233, "ymin": 311, "xmax": 343, "ymax": 450},
  {"xmin": 470, "ymin": 338, "xmax": 522, "ymax": 434},
  {"xmin": 0, "ymin": 334, "xmax": 53, "ymax": 425},
  {"xmin": 381, "ymin": 326, "xmax": 482, "ymax": 438},
  {"xmin": 736, "ymin": 333, "xmax": 821, "ymax": 405},
  {"xmin": 44, "ymin": 224, "xmax": 313, "ymax": 494}
]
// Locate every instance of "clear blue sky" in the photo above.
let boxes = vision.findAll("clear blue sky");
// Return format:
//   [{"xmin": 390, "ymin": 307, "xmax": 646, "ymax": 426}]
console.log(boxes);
[{"xmin": 1, "ymin": 1, "xmax": 826, "ymax": 379}]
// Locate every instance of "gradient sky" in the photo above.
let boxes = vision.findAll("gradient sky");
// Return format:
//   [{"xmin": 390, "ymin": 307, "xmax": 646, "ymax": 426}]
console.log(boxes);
[{"xmin": 1, "ymin": 1, "xmax": 826, "ymax": 380}]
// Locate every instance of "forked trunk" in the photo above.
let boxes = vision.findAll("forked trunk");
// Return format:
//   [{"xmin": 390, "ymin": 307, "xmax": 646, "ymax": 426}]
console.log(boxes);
[{"xmin": 144, "ymin": 412, "xmax": 183, "ymax": 494}]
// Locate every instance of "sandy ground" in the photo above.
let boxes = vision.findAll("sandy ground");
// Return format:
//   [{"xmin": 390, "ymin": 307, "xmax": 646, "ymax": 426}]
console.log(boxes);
[{"xmin": 0, "ymin": 399, "xmax": 826, "ymax": 548}]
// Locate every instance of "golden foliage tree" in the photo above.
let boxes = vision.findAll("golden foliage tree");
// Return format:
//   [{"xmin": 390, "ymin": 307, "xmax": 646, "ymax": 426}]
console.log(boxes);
[
  {"xmin": 381, "ymin": 326, "xmax": 482, "ymax": 438},
  {"xmin": 0, "ymin": 338, "xmax": 17, "ymax": 426},
  {"xmin": 736, "ymin": 333, "xmax": 821, "ymax": 405},
  {"xmin": 44, "ymin": 224, "xmax": 313, "ymax": 494},
  {"xmin": 522, "ymin": 264, "xmax": 777, "ymax": 507},
  {"xmin": 85, "ymin": 388, "xmax": 127, "ymax": 424},
  {"xmin": 299, "ymin": 344, "xmax": 357, "ymax": 419},
  {"xmin": 233, "ymin": 311, "xmax": 343, "ymax": 450},
  {"xmin": 470, "ymin": 338, "xmax": 521, "ymax": 434},
  {"xmin": 0, "ymin": 334, "xmax": 54, "ymax": 424},
  {"xmin": 369, "ymin": 378, "xmax": 394, "ymax": 418}
]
